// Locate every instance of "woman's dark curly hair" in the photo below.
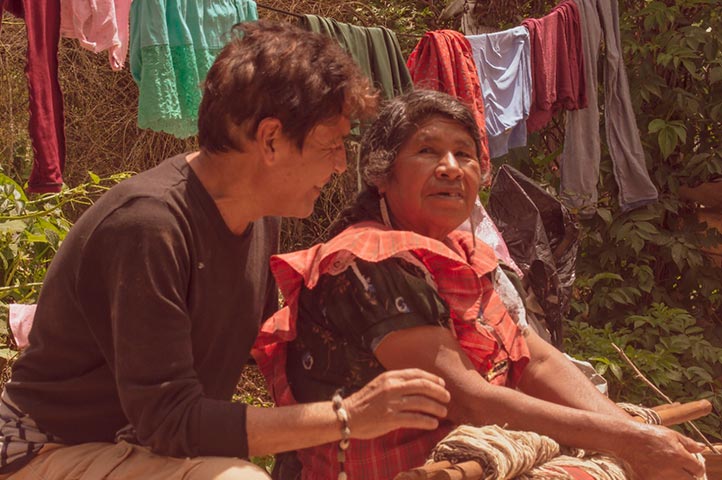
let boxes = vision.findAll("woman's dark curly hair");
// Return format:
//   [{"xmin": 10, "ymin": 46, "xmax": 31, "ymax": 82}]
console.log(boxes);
[{"xmin": 329, "ymin": 89, "xmax": 481, "ymax": 236}]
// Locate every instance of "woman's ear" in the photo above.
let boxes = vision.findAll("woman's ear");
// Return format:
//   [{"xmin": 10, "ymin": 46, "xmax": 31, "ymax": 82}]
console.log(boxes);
[{"xmin": 375, "ymin": 179, "xmax": 388, "ymax": 195}]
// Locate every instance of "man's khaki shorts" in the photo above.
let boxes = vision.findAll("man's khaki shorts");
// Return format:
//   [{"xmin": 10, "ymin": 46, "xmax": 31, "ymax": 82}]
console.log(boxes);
[{"xmin": 1, "ymin": 441, "xmax": 270, "ymax": 480}]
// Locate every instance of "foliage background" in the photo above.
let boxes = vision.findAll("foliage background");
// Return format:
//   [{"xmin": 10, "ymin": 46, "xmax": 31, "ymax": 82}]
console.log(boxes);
[{"xmin": 0, "ymin": 0, "xmax": 720, "ymax": 467}]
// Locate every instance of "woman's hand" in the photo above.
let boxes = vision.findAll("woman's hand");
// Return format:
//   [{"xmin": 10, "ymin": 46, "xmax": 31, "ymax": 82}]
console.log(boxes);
[
  {"xmin": 343, "ymin": 368, "xmax": 450, "ymax": 439},
  {"xmin": 618, "ymin": 423, "xmax": 706, "ymax": 480}
]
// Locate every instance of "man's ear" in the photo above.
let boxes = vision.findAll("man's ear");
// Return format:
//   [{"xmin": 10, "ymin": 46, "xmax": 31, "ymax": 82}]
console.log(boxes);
[{"xmin": 256, "ymin": 118, "xmax": 283, "ymax": 161}]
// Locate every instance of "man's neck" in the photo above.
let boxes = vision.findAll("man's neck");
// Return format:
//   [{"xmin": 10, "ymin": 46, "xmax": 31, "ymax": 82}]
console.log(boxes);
[{"xmin": 186, "ymin": 149, "xmax": 267, "ymax": 235}]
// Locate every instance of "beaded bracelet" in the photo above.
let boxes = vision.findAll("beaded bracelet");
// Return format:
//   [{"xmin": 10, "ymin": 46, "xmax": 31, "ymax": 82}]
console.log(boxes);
[{"xmin": 332, "ymin": 390, "xmax": 351, "ymax": 480}]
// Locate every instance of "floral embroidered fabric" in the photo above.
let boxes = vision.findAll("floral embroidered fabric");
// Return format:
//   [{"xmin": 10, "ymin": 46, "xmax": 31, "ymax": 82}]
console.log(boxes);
[{"xmin": 129, "ymin": 0, "xmax": 258, "ymax": 138}]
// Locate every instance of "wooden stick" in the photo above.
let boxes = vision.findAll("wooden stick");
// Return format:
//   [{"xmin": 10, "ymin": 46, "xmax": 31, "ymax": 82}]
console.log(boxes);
[
  {"xmin": 395, "ymin": 460, "xmax": 483, "ymax": 480},
  {"xmin": 654, "ymin": 399, "xmax": 712, "ymax": 426},
  {"xmin": 433, "ymin": 461, "xmax": 485, "ymax": 480},
  {"xmin": 394, "ymin": 461, "xmax": 452, "ymax": 479},
  {"xmin": 651, "ymin": 402, "xmax": 680, "ymax": 411},
  {"xmin": 396, "ymin": 401, "xmax": 717, "ymax": 479}
]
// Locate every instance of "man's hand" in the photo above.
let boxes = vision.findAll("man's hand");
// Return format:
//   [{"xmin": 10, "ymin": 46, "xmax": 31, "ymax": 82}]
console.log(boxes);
[{"xmin": 343, "ymin": 368, "xmax": 451, "ymax": 439}]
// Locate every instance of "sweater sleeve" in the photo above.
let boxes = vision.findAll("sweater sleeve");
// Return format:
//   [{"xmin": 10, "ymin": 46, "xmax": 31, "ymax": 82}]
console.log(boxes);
[{"xmin": 75, "ymin": 197, "xmax": 248, "ymax": 458}]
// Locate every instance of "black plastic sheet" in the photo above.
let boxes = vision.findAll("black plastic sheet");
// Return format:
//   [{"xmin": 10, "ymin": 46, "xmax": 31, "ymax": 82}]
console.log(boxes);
[{"xmin": 487, "ymin": 165, "xmax": 579, "ymax": 348}]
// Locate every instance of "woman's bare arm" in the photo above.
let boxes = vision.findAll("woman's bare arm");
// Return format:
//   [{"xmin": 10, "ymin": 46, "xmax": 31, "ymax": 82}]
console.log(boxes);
[{"xmin": 374, "ymin": 325, "xmax": 705, "ymax": 480}]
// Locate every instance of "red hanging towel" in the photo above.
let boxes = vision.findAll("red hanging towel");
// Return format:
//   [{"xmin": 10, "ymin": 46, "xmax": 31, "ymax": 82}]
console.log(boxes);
[
  {"xmin": 0, "ymin": 0, "xmax": 65, "ymax": 193},
  {"xmin": 407, "ymin": 30, "xmax": 491, "ymax": 185},
  {"xmin": 522, "ymin": 0, "xmax": 586, "ymax": 132}
]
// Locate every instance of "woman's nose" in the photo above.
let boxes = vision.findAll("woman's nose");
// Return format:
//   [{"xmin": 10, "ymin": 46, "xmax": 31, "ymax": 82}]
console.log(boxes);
[{"xmin": 436, "ymin": 152, "xmax": 463, "ymax": 179}]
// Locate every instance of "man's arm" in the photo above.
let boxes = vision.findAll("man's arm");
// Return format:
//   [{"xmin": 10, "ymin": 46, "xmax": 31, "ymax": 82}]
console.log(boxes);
[{"xmin": 246, "ymin": 368, "xmax": 450, "ymax": 456}]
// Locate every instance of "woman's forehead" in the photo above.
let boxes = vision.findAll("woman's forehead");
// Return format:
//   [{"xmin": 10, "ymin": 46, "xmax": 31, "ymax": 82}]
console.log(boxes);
[{"xmin": 407, "ymin": 117, "xmax": 475, "ymax": 146}]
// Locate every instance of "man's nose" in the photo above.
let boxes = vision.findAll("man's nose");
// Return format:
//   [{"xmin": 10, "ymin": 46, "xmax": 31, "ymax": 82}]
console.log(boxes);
[{"xmin": 334, "ymin": 148, "xmax": 347, "ymax": 174}]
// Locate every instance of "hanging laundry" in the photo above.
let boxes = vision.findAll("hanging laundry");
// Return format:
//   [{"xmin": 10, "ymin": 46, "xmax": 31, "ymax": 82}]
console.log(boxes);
[
  {"xmin": 561, "ymin": 0, "xmax": 657, "ymax": 216},
  {"xmin": 60, "ymin": 0, "xmax": 132, "ymax": 71},
  {"xmin": 300, "ymin": 15, "xmax": 412, "ymax": 100},
  {"xmin": 1, "ymin": 0, "xmax": 65, "ymax": 193},
  {"xmin": 129, "ymin": 0, "xmax": 258, "ymax": 138},
  {"xmin": 406, "ymin": 30, "xmax": 491, "ymax": 184},
  {"xmin": 521, "ymin": 0, "xmax": 586, "ymax": 133},
  {"xmin": 467, "ymin": 27, "xmax": 531, "ymax": 159}
]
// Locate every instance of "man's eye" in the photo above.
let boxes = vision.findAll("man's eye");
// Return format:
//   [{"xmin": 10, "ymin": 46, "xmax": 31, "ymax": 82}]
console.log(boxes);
[{"xmin": 419, "ymin": 147, "xmax": 434, "ymax": 154}]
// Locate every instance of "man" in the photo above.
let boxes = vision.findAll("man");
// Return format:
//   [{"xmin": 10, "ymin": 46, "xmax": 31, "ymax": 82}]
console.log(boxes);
[{"xmin": 0, "ymin": 21, "xmax": 450, "ymax": 479}]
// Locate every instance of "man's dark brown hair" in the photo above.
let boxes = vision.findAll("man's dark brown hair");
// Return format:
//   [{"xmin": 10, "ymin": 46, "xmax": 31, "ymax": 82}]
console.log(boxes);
[{"xmin": 198, "ymin": 20, "xmax": 378, "ymax": 153}]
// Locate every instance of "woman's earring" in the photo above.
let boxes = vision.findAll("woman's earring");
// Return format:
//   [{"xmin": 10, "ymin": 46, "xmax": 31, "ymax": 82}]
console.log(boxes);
[
  {"xmin": 468, "ymin": 213, "xmax": 477, "ymax": 251},
  {"xmin": 380, "ymin": 197, "xmax": 392, "ymax": 228}
]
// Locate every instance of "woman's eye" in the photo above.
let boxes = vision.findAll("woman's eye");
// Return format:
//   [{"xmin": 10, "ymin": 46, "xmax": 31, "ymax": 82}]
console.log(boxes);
[
  {"xmin": 418, "ymin": 147, "xmax": 434, "ymax": 154},
  {"xmin": 456, "ymin": 151, "xmax": 476, "ymax": 161}
]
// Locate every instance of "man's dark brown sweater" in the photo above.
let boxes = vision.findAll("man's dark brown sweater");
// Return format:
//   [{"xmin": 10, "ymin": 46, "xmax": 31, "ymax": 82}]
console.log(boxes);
[{"xmin": 6, "ymin": 154, "xmax": 279, "ymax": 460}]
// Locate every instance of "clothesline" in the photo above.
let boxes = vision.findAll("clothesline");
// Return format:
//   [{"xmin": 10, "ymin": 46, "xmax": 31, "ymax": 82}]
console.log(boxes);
[
  {"xmin": 256, "ymin": 2, "xmax": 303, "ymax": 19},
  {"xmin": 255, "ymin": 2, "xmax": 422, "ymax": 38}
]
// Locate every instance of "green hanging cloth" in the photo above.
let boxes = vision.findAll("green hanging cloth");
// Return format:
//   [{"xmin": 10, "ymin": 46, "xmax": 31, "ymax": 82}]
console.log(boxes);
[
  {"xmin": 300, "ymin": 15, "xmax": 413, "ymax": 100},
  {"xmin": 130, "ymin": 0, "xmax": 258, "ymax": 138}
]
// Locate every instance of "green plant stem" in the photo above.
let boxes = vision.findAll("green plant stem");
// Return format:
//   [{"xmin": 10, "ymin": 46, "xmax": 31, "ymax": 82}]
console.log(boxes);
[
  {"xmin": 0, "ymin": 282, "xmax": 43, "ymax": 293},
  {"xmin": 611, "ymin": 343, "xmax": 720, "ymax": 454}
]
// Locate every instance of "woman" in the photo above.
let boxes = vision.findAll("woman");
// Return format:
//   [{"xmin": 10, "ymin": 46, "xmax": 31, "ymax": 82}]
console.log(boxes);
[{"xmin": 253, "ymin": 90, "xmax": 705, "ymax": 480}]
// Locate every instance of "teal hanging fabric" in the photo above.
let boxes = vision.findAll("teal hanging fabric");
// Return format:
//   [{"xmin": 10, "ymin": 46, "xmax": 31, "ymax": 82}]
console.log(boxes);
[{"xmin": 130, "ymin": 0, "xmax": 258, "ymax": 138}]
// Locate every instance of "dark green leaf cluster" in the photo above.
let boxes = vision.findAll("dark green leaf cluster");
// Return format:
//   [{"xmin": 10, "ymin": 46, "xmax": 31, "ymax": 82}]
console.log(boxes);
[{"xmin": 0, "ymin": 172, "xmax": 131, "ymax": 357}]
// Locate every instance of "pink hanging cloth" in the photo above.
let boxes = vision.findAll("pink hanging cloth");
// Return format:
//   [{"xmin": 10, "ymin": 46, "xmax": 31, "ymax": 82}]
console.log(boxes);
[{"xmin": 60, "ymin": 0, "xmax": 132, "ymax": 71}]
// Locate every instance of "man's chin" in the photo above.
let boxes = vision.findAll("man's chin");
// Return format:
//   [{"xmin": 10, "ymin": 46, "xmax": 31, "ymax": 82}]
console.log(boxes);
[{"xmin": 287, "ymin": 205, "xmax": 315, "ymax": 219}]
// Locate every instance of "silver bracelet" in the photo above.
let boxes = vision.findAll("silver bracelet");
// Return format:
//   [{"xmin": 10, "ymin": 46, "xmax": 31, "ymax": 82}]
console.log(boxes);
[{"xmin": 332, "ymin": 390, "xmax": 351, "ymax": 480}]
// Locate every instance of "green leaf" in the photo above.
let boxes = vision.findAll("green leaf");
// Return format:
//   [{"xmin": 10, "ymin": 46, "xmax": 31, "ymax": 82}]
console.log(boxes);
[
  {"xmin": 88, "ymin": 172, "xmax": 101, "ymax": 185},
  {"xmin": 0, "ymin": 220, "xmax": 27, "ymax": 235},
  {"xmin": 636, "ymin": 222, "xmax": 659, "ymax": 235},
  {"xmin": 710, "ymin": 67, "xmax": 722, "ymax": 84},
  {"xmin": 670, "ymin": 124, "xmax": 687, "ymax": 144},
  {"xmin": 597, "ymin": 208, "xmax": 613, "ymax": 225},
  {"xmin": 658, "ymin": 127, "xmax": 678, "ymax": 159},
  {"xmin": 648, "ymin": 118, "xmax": 666, "ymax": 133},
  {"xmin": 0, "ymin": 347, "xmax": 17, "ymax": 361},
  {"xmin": 609, "ymin": 363, "xmax": 623, "ymax": 381},
  {"xmin": 670, "ymin": 242, "xmax": 686, "ymax": 270}
]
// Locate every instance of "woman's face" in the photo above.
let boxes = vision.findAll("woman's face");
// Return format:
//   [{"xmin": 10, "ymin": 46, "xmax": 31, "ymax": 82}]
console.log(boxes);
[{"xmin": 377, "ymin": 116, "xmax": 481, "ymax": 241}]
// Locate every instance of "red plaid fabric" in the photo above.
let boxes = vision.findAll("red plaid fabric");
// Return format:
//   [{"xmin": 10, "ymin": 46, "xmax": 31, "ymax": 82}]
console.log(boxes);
[
  {"xmin": 406, "ymin": 30, "xmax": 492, "ymax": 185},
  {"xmin": 252, "ymin": 222, "xmax": 530, "ymax": 479}
]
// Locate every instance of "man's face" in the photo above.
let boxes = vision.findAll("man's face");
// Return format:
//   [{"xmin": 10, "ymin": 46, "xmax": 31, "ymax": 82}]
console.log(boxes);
[{"xmin": 272, "ymin": 115, "xmax": 351, "ymax": 218}]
